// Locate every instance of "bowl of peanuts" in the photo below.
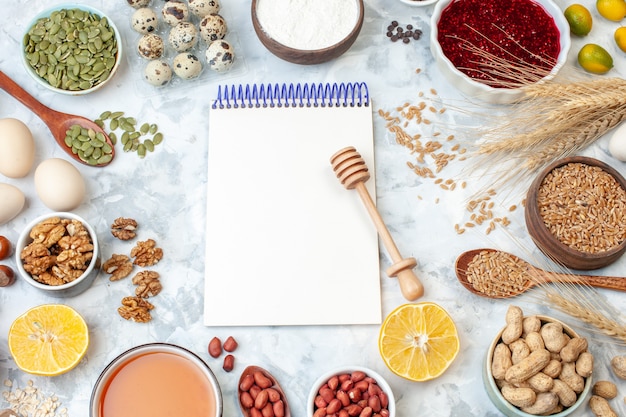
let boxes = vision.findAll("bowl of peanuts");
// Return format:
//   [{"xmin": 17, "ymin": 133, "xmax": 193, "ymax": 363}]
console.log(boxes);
[
  {"xmin": 525, "ymin": 156, "xmax": 626, "ymax": 270},
  {"xmin": 484, "ymin": 306, "xmax": 593, "ymax": 416},
  {"xmin": 15, "ymin": 212, "xmax": 100, "ymax": 297},
  {"xmin": 307, "ymin": 366, "xmax": 395, "ymax": 417}
]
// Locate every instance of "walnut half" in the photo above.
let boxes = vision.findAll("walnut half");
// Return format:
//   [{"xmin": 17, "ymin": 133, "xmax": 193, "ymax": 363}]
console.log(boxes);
[
  {"xmin": 118, "ymin": 296, "xmax": 154, "ymax": 323},
  {"xmin": 131, "ymin": 239, "xmax": 163, "ymax": 267},
  {"xmin": 132, "ymin": 270, "xmax": 162, "ymax": 298},
  {"xmin": 111, "ymin": 217, "xmax": 138, "ymax": 241},
  {"xmin": 102, "ymin": 254, "xmax": 133, "ymax": 281}
]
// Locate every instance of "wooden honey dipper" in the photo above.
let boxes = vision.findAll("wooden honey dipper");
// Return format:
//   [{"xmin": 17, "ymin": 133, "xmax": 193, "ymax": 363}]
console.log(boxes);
[{"xmin": 330, "ymin": 146, "xmax": 424, "ymax": 301}]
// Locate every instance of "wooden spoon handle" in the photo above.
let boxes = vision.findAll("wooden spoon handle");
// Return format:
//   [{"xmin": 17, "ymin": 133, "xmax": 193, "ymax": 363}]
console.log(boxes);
[
  {"xmin": 546, "ymin": 271, "xmax": 626, "ymax": 292},
  {"xmin": 0, "ymin": 70, "xmax": 57, "ymax": 125}
]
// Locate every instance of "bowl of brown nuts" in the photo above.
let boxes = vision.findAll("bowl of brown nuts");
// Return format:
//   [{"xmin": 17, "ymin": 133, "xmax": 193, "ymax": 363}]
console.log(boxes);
[
  {"xmin": 484, "ymin": 306, "xmax": 593, "ymax": 417},
  {"xmin": 307, "ymin": 366, "xmax": 395, "ymax": 417},
  {"xmin": 23, "ymin": 5, "xmax": 122, "ymax": 95},
  {"xmin": 15, "ymin": 212, "xmax": 100, "ymax": 297},
  {"xmin": 525, "ymin": 156, "xmax": 626, "ymax": 270}
]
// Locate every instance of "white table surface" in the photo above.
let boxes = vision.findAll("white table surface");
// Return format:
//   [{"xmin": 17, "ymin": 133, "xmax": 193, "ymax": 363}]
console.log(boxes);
[{"xmin": 0, "ymin": 0, "xmax": 625, "ymax": 416}]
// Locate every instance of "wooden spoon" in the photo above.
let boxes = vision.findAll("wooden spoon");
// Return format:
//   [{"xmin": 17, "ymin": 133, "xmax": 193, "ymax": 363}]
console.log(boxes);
[
  {"xmin": 0, "ymin": 70, "xmax": 114, "ymax": 167},
  {"xmin": 0, "ymin": 410, "xmax": 18, "ymax": 417},
  {"xmin": 455, "ymin": 248, "xmax": 626, "ymax": 298},
  {"xmin": 238, "ymin": 365, "xmax": 291, "ymax": 417}
]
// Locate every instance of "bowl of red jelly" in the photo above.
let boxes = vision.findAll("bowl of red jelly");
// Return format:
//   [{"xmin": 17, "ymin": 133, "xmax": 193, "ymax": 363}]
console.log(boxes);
[{"xmin": 430, "ymin": 0, "xmax": 570, "ymax": 103}]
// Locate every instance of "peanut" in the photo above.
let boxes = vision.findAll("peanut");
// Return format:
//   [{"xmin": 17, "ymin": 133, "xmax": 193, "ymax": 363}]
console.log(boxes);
[
  {"xmin": 560, "ymin": 337, "xmax": 588, "ymax": 362},
  {"xmin": 501, "ymin": 384, "xmax": 536, "ymax": 408},
  {"xmin": 589, "ymin": 395, "xmax": 618, "ymax": 417},
  {"xmin": 559, "ymin": 362, "xmax": 585, "ymax": 394},
  {"xmin": 254, "ymin": 371, "xmax": 274, "ymax": 389},
  {"xmin": 575, "ymin": 351, "xmax": 594, "ymax": 378},
  {"xmin": 522, "ymin": 315, "xmax": 541, "ymax": 336},
  {"xmin": 510, "ymin": 339, "xmax": 530, "ymax": 365},
  {"xmin": 540, "ymin": 322, "xmax": 567, "ymax": 353},
  {"xmin": 542, "ymin": 359, "xmax": 562, "ymax": 379},
  {"xmin": 527, "ymin": 372, "xmax": 553, "ymax": 393},
  {"xmin": 592, "ymin": 381, "xmax": 618, "ymax": 400},
  {"xmin": 610, "ymin": 355, "xmax": 626, "ymax": 379},
  {"xmin": 491, "ymin": 343, "xmax": 512, "ymax": 381},
  {"xmin": 504, "ymin": 349, "xmax": 551, "ymax": 384},
  {"xmin": 520, "ymin": 392, "xmax": 559, "ymax": 415},
  {"xmin": 502, "ymin": 305, "xmax": 524, "ymax": 344},
  {"xmin": 551, "ymin": 379, "xmax": 577, "ymax": 408},
  {"xmin": 524, "ymin": 331, "xmax": 544, "ymax": 352},
  {"xmin": 223, "ymin": 336, "xmax": 238, "ymax": 352},
  {"xmin": 208, "ymin": 336, "xmax": 222, "ymax": 358},
  {"xmin": 222, "ymin": 354, "xmax": 234, "ymax": 372}
]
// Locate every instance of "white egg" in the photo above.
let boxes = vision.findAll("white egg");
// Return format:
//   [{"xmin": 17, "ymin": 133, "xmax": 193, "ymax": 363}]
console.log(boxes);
[
  {"xmin": 0, "ymin": 118, "xmax": 35, "ymax": 178},
  {"xmin": 609, "ymin": 122, "xmax": 626, "ymax": 162},
  {"xmin": 34, "ymin": 158, "xmax": 86, "ymax": 211},
  {"xmin": 0, "ymin": 183, "xmax": 25, "ymax": 225}
]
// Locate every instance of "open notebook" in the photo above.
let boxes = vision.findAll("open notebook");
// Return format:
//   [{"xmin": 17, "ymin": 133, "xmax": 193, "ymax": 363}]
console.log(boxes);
[{"xmin": 204, "ymin": 82, "xmax": 381, "ymax": 326}]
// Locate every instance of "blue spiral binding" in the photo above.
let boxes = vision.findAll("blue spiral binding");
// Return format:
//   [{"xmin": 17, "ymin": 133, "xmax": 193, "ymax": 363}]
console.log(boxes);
[{"xmin": 212, "ymin": 82, "xmax": 370, "ymax": 109}]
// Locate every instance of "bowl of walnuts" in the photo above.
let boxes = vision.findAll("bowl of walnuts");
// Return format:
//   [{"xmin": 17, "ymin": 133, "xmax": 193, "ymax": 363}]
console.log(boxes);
[{"xmin": 15, "ymin": 212, "xmax": 100, "ymax": 297}]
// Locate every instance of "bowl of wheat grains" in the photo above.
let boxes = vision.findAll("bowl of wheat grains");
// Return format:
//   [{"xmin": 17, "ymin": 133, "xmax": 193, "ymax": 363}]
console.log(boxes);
[{"xmin": 525, "ymin": 156, "xmax": 626, "ymax": 270}]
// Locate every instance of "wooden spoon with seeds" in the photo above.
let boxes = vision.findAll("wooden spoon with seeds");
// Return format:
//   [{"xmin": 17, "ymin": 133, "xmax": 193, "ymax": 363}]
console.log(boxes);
[
  {"xmin": 238, "ymin": 365, "xmax": 291, "ymax": 417},
  {"xmin": 0, "ymin": 70, "xmax": 114, "ymax": 167},
  {"xmin": 455, "ymin": 248, "xmax": 626, "ymax": 298}
]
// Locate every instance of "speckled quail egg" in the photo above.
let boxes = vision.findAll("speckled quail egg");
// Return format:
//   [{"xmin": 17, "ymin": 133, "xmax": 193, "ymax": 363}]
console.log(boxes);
[
  {"xmin": 162, "ymin": 1, "xmax": 190, "ymax": 26},
  {"xmin": 199, "ymin": 14, "xmax": 227, "ymax": 43},
  {"xmin": 137, "ymin": 33, "xmax": 164, "ymax": 59},
  {"xmin": 132, "ymin": 8, "xmax": 158, "ymax": 34},
  {"xmin": 168, "ymin": 22, "xmax": 198, "ymax": 52},
  {"xmin": 144, "ymin": 60, "xmax": 173, "ymax": 86},
  {"xmin": 127, "ymin": 0, "xmax": 151, "ymax": 9},
  {"xmin": 172, "ymin": 53, "xmax": 202, "ymax": 80},
  {"xmin": 206, "ymin": 40, "xmax": 234, "ymax": 72},
  {"xmin": 188, "ymin": 0, "xmax": 220, "ymax": 17}
]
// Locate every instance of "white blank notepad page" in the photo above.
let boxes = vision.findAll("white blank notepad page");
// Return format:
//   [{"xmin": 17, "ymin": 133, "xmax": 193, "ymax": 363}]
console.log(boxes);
[{"xmin": 204, "ymin": 85, "xmax": 381, "ymax": 326}]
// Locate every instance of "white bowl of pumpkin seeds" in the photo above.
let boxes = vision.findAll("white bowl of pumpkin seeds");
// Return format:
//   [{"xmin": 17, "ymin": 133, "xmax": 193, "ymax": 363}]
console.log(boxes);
[{"xmin": 22, "ymin": 4, "xmax": 123, "ymax": 95}]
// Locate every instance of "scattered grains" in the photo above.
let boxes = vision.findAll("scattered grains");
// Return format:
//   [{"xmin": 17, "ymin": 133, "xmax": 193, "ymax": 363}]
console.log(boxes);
[
  {"xmin": 537, "ymin": 162, "xmax": 626, "ymax": 253},
  {"xmin": 2, "ymin": 379, "xmax": 68, "ymax": 417},
  {"xmin": 386, "ymin": 20, "xmax": 423, "ymax": 43}
]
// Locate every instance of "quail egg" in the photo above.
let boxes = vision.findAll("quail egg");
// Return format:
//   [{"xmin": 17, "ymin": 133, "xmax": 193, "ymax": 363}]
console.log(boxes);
[
  {"xmin": 172, "ymin": 53, "xmax": 202, "ymax": 80},
  {"xmin": 137, "ymin": 33, "xmax": 164, "ymax": 59},
  {"xmin": 162, "ymin": 1, "xmax": 190, "ymax": 26},
  {"xmin": 127, "ymin": 0, "xmax": 151, "ymax": 9},
  {"xmin": 199, "ymin": 14, "xmax": 227, "ymax": 43},
  {"xmin": 168, "ymin": 22, "xmax": 198, "ymax": 52},
  {"xmin": 206, "ymin": 40, "xmax": 234, "ymax": 72},
  {"xmin": 131, "ymin": 7, "xmax": 158, "ymax": 34},
  {"xmin": 188, "ymin": 0, "xmax": 220, "ymax": 17},
  {"xmin": 144, "ymin": 60, "xmax": 173, "ymax": 86}
]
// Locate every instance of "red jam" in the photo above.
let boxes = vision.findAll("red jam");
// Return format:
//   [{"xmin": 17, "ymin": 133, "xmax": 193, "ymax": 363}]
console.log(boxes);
[{"xmin": 437, "ymin": 0, "xmax": 561, "ymax": 88}]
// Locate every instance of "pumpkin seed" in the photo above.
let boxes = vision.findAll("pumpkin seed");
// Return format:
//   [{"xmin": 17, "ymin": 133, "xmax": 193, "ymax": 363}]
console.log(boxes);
[
  {"xmin": 144, "ymin": 139, "xmax": 155, "ymax": 152},
  {"xmin": 152, "ymin": 132, "xmax": 163, "ymax": 145}
]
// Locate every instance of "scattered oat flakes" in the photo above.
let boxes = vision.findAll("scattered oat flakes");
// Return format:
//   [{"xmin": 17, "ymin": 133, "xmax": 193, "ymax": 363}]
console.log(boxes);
[{"xmin": 2, "ymin": 379, "xmax": 68, "ymax": 417}]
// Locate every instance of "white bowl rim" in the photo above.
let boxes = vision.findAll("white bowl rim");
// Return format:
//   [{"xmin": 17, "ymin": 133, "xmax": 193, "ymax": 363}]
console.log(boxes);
[
  {"xmin": 89, "ymin": 342, "xmax": 224, "ymax": 417},
  {"xmin": 430, "ymin": 0, "xmax": 571, "ymax": 101},
  {"xmin": 15, "ymin": 211, "xmax": 99, "ymax": 291},
  {"xmin": 22, "ymin": 3, "xmax": 123, "ymax": 96},
  {"xmin": 252, "ymin": 0, "xmax": 365, "ymax": 53},
  {"xmin": 484, "ymin": 315, "xmax": 592, "ymax": 417},
  {"xmin": 398, "ymin": 0, "xmax": 439, "ymax": 6},
  {"xmin": 306, "ymin": 365, "xmax": 396, "ymax": 417}
]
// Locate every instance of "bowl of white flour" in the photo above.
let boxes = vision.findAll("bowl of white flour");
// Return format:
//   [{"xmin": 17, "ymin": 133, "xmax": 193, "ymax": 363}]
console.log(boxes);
[{"xmin": 251, "ymin": 0, "xmax": 364, "ymax": 65}]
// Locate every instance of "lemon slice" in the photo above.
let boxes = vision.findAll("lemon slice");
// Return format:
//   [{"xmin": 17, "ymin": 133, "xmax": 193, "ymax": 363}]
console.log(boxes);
[
  {"xmin": 378, "ymin": 302, "xmax": 460, "ymax": 382},
  {"xmin": 8, "ymin": 304, "xmax": 89, "ymax": 376}
]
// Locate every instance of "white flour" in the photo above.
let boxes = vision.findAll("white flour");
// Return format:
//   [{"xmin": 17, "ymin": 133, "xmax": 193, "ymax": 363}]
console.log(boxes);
[{"xmin": 256, "ymin": 0, "xmax": 359, "ymax": 50}]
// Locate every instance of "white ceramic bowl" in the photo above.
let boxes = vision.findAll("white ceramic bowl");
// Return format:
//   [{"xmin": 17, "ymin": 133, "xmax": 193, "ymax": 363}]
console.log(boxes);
[
  {"xmin": 307, "ymin": 366, "xmax": 395, "ymax": 417},
  {"xmin": 398, "ymin": 0, "xmax": 439, "ymax": 6},
  {"xmin": 90, "ymin": 343, "xmax": 223, "ymax": 417},
  {"xmin": 483, "ymin": 315, "xmax": 592, "ymax": 416},
  {"xmin": 15, "ymin": 212, "xmax": 100, "ymax": 297},
  {"xmin": 430, "ymin": 0, "xmax": 570, "ymax": 103},
  {"xmin": 22, "ymin": 4, "xmax": 123, "ymax": 95}
]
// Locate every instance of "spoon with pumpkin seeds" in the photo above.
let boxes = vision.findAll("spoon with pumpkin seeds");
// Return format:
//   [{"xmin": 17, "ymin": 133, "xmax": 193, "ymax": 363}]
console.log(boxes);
[{"xmin": 0, "ymin": 70, "xmax": 114, "ymax": 167}]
